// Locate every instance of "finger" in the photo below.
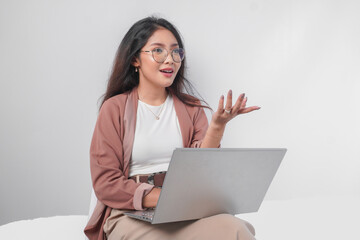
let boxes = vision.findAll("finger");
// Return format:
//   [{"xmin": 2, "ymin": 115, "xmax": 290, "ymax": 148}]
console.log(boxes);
[
  {"xmin": 224, "ymin": 90, "xmax": 233, "ymax": 112},
  {"xmin": 240, "ymin": 97, "xmax": 247, "ymax": 109},
  {"xmin": 232, "ymin": 93, "xmax": 245, "ymax": 113},
  {"xmin": 217, "ymin": 95, "xmax": 224, "ymax": 112},
  {"xmin": 237, "ymin": 106, "xmax": 261, "ymax": 114}
]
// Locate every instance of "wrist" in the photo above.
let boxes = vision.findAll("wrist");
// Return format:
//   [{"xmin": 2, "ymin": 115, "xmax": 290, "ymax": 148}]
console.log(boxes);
[
  {"xmin": 209, "ymin": 121, "xmax": 226, "ymax": 132},
  {"xmin": 142, "ymin": 187, "xmax": 160, "ymax": 208},
  {"xmin": 204, "ymin": 122, "xmax": 225, "ymax": 142}
]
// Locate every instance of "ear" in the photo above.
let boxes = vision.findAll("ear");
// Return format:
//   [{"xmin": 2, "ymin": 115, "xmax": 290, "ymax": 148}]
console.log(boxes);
[{"xmin": 131, "ymin": 56, "xmax": 140, "ymax": 68}]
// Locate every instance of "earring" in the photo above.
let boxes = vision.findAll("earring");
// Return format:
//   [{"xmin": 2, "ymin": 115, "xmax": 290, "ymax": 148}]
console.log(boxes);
[{"xmin": 135, "ymin": 67, "xmax": 138, "ymax": 72}]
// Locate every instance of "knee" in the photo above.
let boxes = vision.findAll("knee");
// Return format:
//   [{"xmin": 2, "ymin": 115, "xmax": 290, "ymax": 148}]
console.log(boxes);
[
  {"xmin": 214, "ymin": 214, "xmax": 256, "ymax": 236},
  {"xmin": 243, "ymin": 219, "xmax": 256, "ymax": 236}
]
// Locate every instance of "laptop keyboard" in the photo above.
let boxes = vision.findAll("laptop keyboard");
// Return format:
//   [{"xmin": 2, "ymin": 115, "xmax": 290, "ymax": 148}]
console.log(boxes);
[{"xmin": 141, "ymin": 210, "xmax": 155, "ymax": 220}]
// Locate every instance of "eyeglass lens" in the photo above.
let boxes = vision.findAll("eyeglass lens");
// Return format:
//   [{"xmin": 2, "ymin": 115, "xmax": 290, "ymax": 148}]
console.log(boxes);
[{"xmin": 152, "ymin": 48, "xmax": 185, "ymax": 63}]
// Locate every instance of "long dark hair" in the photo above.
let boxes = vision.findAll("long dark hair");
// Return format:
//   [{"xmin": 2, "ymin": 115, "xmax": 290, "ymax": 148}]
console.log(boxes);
[{"xmin": 99, "ymin": 16, "xmax": 210, "ymax": 110}]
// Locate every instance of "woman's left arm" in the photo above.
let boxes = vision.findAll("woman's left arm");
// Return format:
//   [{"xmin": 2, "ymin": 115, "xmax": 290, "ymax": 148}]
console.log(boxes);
[{"xmin": 201, "ymin": 90, "xmax": 260, "ymax": 148}]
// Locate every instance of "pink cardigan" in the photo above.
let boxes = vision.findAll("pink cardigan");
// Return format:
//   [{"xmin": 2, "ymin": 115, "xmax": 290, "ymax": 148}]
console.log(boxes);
[{"xmin": 84, "ymin": 87, "xmax": 209, "ymax": 240}]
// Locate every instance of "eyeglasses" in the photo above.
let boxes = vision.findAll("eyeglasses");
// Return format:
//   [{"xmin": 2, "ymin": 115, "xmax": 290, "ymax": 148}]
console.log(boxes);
[{"xmin": 141, "ymin": 47, "xmax": 185, "ymax": 63}]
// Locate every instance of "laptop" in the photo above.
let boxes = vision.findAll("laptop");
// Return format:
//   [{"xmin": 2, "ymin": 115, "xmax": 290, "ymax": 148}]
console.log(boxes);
[{"xmin": 124, "ymin": 148, "xmax": 286, "ymax": 224}]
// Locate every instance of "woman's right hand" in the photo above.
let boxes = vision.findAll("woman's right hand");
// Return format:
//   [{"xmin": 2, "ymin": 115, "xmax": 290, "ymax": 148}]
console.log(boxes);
[
  {"xmin": 211, "ymin": 90, "xmax": 260, "ymax": 128},
  {"xmin": 142, "ymin": 187, "xmax": 161, "ymax": 208}
]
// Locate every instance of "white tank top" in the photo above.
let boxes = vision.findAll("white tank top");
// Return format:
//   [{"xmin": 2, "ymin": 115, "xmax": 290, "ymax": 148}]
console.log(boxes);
[{"xmin": 129, "ymin": 94, "xmax": 183, "ymax": 177}]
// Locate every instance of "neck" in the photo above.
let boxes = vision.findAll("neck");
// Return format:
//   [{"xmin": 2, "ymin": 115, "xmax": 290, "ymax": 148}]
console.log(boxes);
[{"xmin": 137, "ymin": 83, "xmax": 168, "ymax": 106}]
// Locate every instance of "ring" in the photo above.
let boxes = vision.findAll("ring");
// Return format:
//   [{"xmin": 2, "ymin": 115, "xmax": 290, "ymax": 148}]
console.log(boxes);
[{"xmin": 224, "ymin": 109, "xmax": 231, "ymax": 114}]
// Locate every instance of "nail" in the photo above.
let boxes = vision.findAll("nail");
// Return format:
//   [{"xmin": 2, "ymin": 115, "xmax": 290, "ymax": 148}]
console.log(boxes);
[{"xmin": 229, "ymin": 90, "xmax": 232, "ymax": 96}]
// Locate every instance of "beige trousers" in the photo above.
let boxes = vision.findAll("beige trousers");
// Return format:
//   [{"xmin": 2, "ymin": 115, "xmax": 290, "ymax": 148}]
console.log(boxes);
[{"xmin": 103, "ymin": 208, "xmax": 256, "ymax": 240}]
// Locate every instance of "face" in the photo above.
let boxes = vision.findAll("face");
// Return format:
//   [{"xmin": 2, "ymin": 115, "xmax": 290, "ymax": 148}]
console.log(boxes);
[{"xmin": 133, "ymin": 28, "xmax": 182, "ymax": 89}]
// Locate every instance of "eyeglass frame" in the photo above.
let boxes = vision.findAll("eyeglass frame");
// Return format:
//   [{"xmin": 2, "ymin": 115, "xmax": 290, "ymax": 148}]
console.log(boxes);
[{"xmin": 140, "ymin": 47, "xmax": 185, "ymax": 63}]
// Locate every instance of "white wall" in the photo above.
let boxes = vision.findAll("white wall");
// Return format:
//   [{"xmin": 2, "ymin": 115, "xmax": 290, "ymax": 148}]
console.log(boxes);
[{"xmin": 1, "ymin": 0, "xmax": 359, "ymax": 225}]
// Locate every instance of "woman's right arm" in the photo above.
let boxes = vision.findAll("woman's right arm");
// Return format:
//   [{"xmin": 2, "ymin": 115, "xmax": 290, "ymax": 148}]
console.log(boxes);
[
  {"xmin": 90, "ymin": 98, "xmax": 154, "ymax": 210},
  {"xmin": 201, "ymin": 90, "xmax": 260, "ymax": 148},
  {"xmin": 142, "ymin": 188, "xmax": 161, "ymax": 208}
]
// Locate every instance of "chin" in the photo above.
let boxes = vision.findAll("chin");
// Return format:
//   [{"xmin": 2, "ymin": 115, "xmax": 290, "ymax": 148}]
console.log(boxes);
[{"xmin": 162, "ymin": 79, "xmax": 175, "ymax": 88}]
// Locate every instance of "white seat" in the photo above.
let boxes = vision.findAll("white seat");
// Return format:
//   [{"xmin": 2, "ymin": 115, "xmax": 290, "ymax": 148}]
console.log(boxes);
[
  {"xmin": 85, "ymin": 188, "xmax": 98, "ymax": 240},
  {"xmin": 88, "ymin": 188, "xmax": 98, "ymax": 221}
]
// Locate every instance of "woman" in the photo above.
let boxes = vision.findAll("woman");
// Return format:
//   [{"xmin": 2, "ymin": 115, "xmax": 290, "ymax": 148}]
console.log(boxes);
[{"xmin": 84, "ymin": 16, "xmax": 260, "ymax": 240}]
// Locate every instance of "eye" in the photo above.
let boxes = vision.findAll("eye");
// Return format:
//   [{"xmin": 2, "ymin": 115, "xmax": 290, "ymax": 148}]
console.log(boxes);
[
  {"xmin": 153, "ymin": 48, "xmax": 164, "ymax": 54},
  {"xmin": 172, "ymin": 48, "xmax": 180, "ymax": 54}
]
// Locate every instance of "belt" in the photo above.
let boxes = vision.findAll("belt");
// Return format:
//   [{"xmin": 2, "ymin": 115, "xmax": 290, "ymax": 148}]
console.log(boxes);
[{"xmin": 130, "ymin": 171, "xmax": 166, "ymax": 188}]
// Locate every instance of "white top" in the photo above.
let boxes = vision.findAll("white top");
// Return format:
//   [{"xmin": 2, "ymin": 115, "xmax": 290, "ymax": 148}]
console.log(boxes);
[{"xmin": 129, "ymin": 94, "xmax": 183, "ymax": 177}]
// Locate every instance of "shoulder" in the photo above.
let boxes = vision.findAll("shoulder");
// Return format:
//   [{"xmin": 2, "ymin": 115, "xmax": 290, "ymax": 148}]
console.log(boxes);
[
  {"xmin": 174, "ymin": 93, "xmax": 206, "ymax": 120},
  {"xmin": 99, "ymin": 92, "xmax": 130, "ymax": 117},
  {"xmin": 104, "ymin": 92, "xmax": 129, "ymax": 106}
]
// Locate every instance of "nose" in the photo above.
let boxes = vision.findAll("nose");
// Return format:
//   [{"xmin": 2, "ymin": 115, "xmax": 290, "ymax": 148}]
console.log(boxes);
[{"xmin": 163, "ymin": 52, "xmax": 174, "ymax": 64}]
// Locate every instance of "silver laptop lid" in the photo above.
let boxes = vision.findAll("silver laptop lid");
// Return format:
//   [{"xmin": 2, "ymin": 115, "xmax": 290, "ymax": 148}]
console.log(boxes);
[{"xmin": 152, "ymin": 148, "xmax": 286, "ymax": 224}]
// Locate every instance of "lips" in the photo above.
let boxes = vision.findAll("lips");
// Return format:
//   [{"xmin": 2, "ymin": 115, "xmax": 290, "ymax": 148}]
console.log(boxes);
[
  {"xmin": 160, "ymin": 68, "xmax": 174, "ymax": 78},
  {"xmin": 159, "ymin": 68, "xmax": 174, "ymax": 73}
]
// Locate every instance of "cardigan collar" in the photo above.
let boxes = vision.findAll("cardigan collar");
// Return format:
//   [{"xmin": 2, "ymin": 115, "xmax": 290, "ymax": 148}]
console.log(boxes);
[{"xmin": 122, "ymin": 87, "xmax": 194, "ymax": 176}]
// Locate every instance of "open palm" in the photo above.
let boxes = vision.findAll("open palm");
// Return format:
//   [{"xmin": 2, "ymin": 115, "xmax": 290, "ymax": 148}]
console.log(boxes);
[{"xmin": 211, "ymin": 90, "xmax": 260, "ymax": 127}]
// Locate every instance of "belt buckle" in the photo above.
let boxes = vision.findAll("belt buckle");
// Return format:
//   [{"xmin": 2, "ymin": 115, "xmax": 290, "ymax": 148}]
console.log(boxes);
[
  {"xmin": 147, "ymin": 172, "xmax": 155, "ymax": 185},
  {"xmin": 148, "ymin": 171, "xmax": 166, "ymax": 187}
]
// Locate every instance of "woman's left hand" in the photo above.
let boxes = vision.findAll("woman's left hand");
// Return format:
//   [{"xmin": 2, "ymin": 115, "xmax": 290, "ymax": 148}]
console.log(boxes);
[{"xmin": 211, "ymin": 90, "xmax": 260, "ymax": 128}]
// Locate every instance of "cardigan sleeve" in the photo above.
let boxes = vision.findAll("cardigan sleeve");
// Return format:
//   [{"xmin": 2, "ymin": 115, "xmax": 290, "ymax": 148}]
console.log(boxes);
[
  {"xmin": 190, "ymin": 106, "xmax": 221, "ymax": 148},
  {"xmin": 90, "ymin": 99, "xmax": 154, "ymax": 210},
  {"xmin": 190, "ymin": 106, "xmax": 209, "ymax": 148}
]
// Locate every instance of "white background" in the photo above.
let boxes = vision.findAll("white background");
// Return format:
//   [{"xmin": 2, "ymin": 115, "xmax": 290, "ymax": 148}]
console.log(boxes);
[{"xmin": 1, "ymin": 0, "xmax": 359, "ymax": 225}]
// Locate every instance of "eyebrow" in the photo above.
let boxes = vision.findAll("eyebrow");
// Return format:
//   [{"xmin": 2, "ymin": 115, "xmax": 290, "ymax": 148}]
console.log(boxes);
[{"xmin": 149, "ymin": 43, "xmax": 179, "ymax": 47}]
